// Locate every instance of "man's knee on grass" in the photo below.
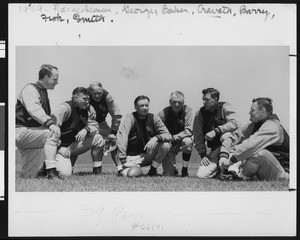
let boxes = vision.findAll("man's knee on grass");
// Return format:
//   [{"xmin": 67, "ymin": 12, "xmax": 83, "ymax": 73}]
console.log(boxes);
[
  {"xmin": 240, "ymin": 156, "xmax": 260, "ymax": 180},
  {"xmin": 197, "ymin": 162, "xmax": 218, "ymax": 178},
  {"xmin": 56, "ymin": 153, "xmax": 72, "ymax": 177}
]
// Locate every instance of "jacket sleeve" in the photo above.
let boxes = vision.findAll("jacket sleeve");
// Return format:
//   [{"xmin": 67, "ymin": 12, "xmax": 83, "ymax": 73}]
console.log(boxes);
[
  {"xmin": 88, "ymin": 105, "xmax": 97, "ymax": 120},
  {"xmin": 240, "ymin": 122, "xmax": 254, "ymax": 141},
  {"xmin": 106, "ymin": 93, "xmax": 122, "ymax": 134},
  {"xmin": 153, "ymin": 115, "xmax": 173, "ymax": 142},
  {"xmin": 116, "ymin": 114, "xmax": 134, "ymax": 160},
  {"xmin": 51, "ymin": 103, "xmax": 71, "ymax": 127},
  {"xmin": 86, "ymin": 118, "xmax": 100, "ymax": 135},
  {"xmin": 173, "ymin": 106, "xmax": 193, "ymax": 140},
  {"xmin": 217, "ymin": 102, "xmax": 240, "ymax": 134},
  {"xmin": 230, "ymin": 120, "xmax": 281, "ymax": 162},
  {"xmin": 19, "ymin": 84, "xmax": 53, "ymax": 126},
  {"xmin": 193, "ymin": 109, "xmax": 206, "ymax": 157},
  {"xmin": 157, "ymin": 110, "xmax": 165, "ymax": 122}
]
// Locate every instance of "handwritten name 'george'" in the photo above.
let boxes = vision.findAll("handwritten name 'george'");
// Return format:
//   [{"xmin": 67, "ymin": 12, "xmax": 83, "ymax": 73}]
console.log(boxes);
[{"xmin": 122, "ymin": 5, "xmax": 158, "ymax": 19}]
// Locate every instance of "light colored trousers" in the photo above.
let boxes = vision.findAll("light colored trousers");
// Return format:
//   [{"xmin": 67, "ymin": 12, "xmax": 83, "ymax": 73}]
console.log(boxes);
[
  {"xmin": 98, "ymin": 121, "xmax": 111, "ymax": 138},
  {"xmin": 92, "ymin": 121, "xmax": 116, "ymax": 161},
  {"xmin": 197, "ymin": 132, "xmax": 238, "ymax": 178},
  {"xmin": 56, "ymin": 133, "xmax": 104, "ymax": 176},
  {"xmin": 197, "ymin": 148, "xmax": 289, "ymax": 181},
  {"xmin": 163, "ymin": 137, "xmax": 193, "ymax": 176},
  {"xmin": 121, "ymin": 142, "xmax": 171, "ymax": 176},
  {"xmin": 16, "ymin": 126, "xmax": 59, "ymax": 178},
  {"xmin": 240, "ymin": 149, "xmax": 289, "ymax": 180}
]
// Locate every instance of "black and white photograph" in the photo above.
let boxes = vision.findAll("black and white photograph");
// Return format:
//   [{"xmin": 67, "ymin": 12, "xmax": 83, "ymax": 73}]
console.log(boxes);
[{"xmin": 7, "ymin": 3, "xmax": 297, "ymax": 237}]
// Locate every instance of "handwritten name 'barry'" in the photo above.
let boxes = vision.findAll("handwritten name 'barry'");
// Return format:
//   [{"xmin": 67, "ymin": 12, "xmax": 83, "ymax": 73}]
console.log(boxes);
[{"xmin": 240, "ymin": 5, "xmax": 274, "ymax": 21}]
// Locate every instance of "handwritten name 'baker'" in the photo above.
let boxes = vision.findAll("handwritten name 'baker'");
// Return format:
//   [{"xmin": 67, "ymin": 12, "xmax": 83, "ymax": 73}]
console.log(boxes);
[{"xmin": 162, "ymin": 5, "xmax": 189, "ymax": 14}]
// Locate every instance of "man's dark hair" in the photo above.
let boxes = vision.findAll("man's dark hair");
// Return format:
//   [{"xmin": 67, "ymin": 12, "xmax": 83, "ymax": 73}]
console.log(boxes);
[
  {"xmin": 72, "ymin": 87, "xmax": 89, "ymax": 96},
  {"xmin": 202, "ymin": 88, "xmax": 220, "ymax": 101},
  {"xmin": 38, "ymin": 64, "xmax": 58, "ymax": 80},
  {"xmin": 134, "ymin": 95, "xmax": 150, "ymax": 105},
  {"xmin": 252, "ymin": 97, "xmax": 273, "ymax": 113}
]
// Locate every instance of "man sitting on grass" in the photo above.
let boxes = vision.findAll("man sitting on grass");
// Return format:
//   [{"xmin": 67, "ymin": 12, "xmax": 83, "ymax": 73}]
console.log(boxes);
[
  {"xmin": 38, "ymin": 87, "xmax": 104, "ymax": 177},
  {"xmin": 219, "ymin": 97, "xmax": 289, "ymax": 181},
  {"xmin": 117, "ymin": 95, "xmax": 173, "ymax": 177}
]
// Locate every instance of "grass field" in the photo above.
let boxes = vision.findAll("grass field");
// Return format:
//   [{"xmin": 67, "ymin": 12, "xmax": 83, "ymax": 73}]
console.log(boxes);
[{"xmin": 15, "ymin": 151, "xmax": 289, "ymax": 192}]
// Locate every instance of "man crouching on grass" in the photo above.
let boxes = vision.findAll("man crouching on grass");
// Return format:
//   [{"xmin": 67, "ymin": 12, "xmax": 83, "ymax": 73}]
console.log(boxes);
[
  {"xmin": 193, "ymin": 88, "xmax": 242, "ymax": 179},
  {"xmin": 220, "ymin": 98, "xmax": 290, "ymax": 181},
  {"xmin": 157, "ymin": 91, "xmax": 193, "ymax": 177},
  {"xmin": 117, "ymin": 95, "xmax": 173, "ymax": 177},
  {"xmin": 38, "ymin": 87, "xmax": 104, "ymax": 177}
]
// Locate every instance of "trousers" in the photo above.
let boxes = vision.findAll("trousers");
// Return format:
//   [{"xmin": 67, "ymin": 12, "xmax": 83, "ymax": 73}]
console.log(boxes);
[
  {"xmin": 56, "ymin": 133, "xmax": 104, "ymax": 176},
  {"xmin": 196, "ymin": 132, "xmax": 240, "ymax": 178},
  {"xmin": 163, "ymin": 137, "xmax": 193, "ymax": 176},
  {"xmin": 16, "ymin": 126, "xmax": 59, "ymax": 178},
  {"xmin": 241, "ymin": 149, "xmax": 289, "ymax": 180},
  {"xmin": 121, "ymin": 142, "xmax": 171, "ymax": 175}
]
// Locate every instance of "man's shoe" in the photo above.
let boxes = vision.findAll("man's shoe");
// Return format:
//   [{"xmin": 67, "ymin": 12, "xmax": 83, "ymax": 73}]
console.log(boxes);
[
  {"xmin": 147, "ymin": 166, "xmax": 158, "ymax": 177},
  {"xmin": 218, "ymin": 169, "xmax": 243, "ymax": 181},
  {"xmin": 93, "ymin": 166, "xmax": 103, "ymax": 174},
  {"xmin": 37, "ymin": 162, "xmax": 47, "ymax": 178},
  {"xmin": 117, "ymin": 169, "xmax": 124, "ymax": 177},
  {"xmin": 217, "ymin": 173, "xmax": 234, "ymax": 181},
  {"xmin": 173, "ymin": 168, "xmax": 179, "ymax": 177},
  {"xmin": 46, "ymin": 168, "xmax": 64, "ymax": 180},
  {"xmin": 181, "ymin": 167, "xmax": 188, "ymax": 177}
]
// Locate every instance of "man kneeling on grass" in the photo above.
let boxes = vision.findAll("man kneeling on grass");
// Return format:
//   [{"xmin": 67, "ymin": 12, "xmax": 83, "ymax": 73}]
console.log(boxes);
[
  {"xmin": 193, "ymin": 88, "xmax": 242, "ymax": 179},
  {"xmin": 16, "ymin": 64, "xmax": 61, "ymax": 179},
  {"xmin": 38, "ymin": 87, "xmax": 104, "ymax": 177},
  {"xmin": 219, "ymin": 98, "xmax": 289, "ymax": 181},
  {"xmin": 116, "ymin": 95, "xmax": 173, "ymax": 177}
]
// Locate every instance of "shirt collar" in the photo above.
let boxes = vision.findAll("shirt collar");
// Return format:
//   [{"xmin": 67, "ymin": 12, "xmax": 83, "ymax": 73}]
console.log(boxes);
[{"xmin": 36, "ymin": 81, "xmax": 47, "ymax": 90}]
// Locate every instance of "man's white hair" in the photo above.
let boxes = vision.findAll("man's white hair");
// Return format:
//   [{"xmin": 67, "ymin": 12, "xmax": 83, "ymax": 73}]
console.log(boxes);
[
  {"xmin": 89, "ymin": 81, "xmax": 103, "ymax": 88},
  {"xmin": 170, "ymin": 91, "xmax": 184, "ymax": 101}
]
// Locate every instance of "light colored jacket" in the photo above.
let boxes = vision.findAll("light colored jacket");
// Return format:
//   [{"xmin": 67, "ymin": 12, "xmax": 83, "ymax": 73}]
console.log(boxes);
[
  {"xmin": 51, "ymin": 102, "xmax": 100, "ymax": 135},
  {"xmin": 231, "ymin": 116, "xmax": 287, "ymax": 162},
  {"xmin": 89, "ymin": 92, "xmax": 122, "ymax": 133},
  {"xmin": 193, "ymin": 102, "xmax": 241, "ymax": 156},
  {"xmin": 17, "ymin": 81, "xmax": 53, "ymax": 126},
  {"xmin": 117, "ymin": 113, "xmax": 172, "ymax": 160},
  {"xmin": 157, "ymin": 105, "xmax": 193, "ymax": 141}
]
